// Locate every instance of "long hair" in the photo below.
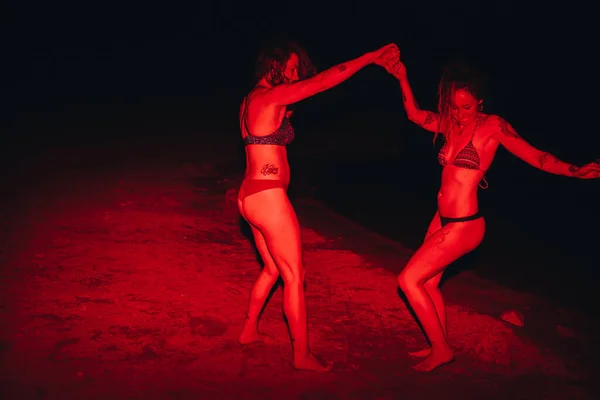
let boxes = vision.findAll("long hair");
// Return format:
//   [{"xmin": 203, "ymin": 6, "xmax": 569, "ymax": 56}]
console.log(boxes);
[
  {"xmin": 254, "ymin": 40, "xmax": 317, "ymax": 86},
  {"xmin": 434, "ymin": 60, "xmax": 486, "ymax": 144}
]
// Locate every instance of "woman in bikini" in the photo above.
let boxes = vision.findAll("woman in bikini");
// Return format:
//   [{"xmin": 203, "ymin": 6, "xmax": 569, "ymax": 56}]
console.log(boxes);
[
  {"xmin": 377, "ymin": 54, "xmax": 600, "ymax": 372},
  {"xmin": 238, "ymin": 40, "xmax": 398, "ymax": 372}
]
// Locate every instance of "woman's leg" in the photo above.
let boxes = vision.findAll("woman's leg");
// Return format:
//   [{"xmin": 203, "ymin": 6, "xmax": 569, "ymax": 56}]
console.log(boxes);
[
  {"xmin": 241, "ymin": 188, "xmax": 329, "ymax": 371},
  {"xmin": 238, "ymin": 225, "xmax": 281, "ymax": 344},
  {"xmin": 408, "ymin": 212, "xmax": 447, "ymax": 357},
  {"xmin": 398, "ymin": 218, "xmax": 484, "ymax": 371}
]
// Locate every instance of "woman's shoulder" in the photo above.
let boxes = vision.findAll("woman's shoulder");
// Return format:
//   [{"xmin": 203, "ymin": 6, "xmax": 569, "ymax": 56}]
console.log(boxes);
[
  {"xmin": 477, "ymin": 114, "xmax": 513, "ymax": 143},
  {"xmin": 478, "ymin": 113, "xmax": 504, "ymax": 131}
]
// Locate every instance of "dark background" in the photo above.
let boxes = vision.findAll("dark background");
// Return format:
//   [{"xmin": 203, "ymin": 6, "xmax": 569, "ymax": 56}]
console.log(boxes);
[{"xmin": 3, "ymin": 2, "xmax": 599, "ymax": 314}]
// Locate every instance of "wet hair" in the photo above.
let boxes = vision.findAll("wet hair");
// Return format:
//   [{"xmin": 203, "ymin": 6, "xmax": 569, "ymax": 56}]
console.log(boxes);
[
  {"xmin": 254, "ymin": 40, "xmax": 317, "ymax": 86},
  {"xmin": 435, "ymin": 59, "xmax": 487, "ymax": 143}
]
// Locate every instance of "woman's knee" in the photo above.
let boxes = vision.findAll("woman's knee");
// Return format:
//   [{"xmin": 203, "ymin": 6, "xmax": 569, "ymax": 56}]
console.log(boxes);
[
  {"xmin": 280, "ymin": 266, "xmax": 305, "ymax": 286},
  {"xmin": 397, "ymin": 270, "xmax": 415, "ymax": 292},
  {"xmin": 399, "ymin": 267, "xmax": 442, "ymax": 292},
  {"xmin": 262, "ymin": 262, "xmax": 279, "ymax": 278}
]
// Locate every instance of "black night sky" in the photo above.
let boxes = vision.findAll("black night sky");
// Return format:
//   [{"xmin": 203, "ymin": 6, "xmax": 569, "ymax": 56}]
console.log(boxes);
[{"xmin": 3, "ymin": 1, "xmax": 599, "ymax": 312}]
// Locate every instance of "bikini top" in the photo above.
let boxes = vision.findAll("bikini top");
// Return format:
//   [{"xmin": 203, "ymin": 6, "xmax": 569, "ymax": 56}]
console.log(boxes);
[
  {"xmin": 438, "ymin": 118, "xmax": 484, "ymax": 170},
  {"xmin": 242, "ymin": 88, "xmax": 295, "ymax": 146},
  {"xmin": 438, "ymin": 117, "xmax": 489, "ymax": 188},
  {"xmin": 438, "ymin": 138, "xmax": 482, "ymax": 170}
]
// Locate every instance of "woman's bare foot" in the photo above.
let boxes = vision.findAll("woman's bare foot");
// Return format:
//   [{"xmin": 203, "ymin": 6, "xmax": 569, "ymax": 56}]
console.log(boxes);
[
  {"xmin": 238, "ymin": 328, "xmax": 266, "ymax": 345},
  {"xmin": 408, "ymin": 347, "xmax": 431, "ymax": 357},
  {"xmin": 293, "ymin": 353, "xmax": 332, "ymax": 372},
  {"xmin": 412, "ymin": 348, "xmax": 454, "ymax": 372}
]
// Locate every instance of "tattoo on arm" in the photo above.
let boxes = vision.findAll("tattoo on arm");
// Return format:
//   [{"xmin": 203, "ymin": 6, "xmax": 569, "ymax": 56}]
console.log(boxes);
[
  {"xmin": 337, "ymin": 65, "xmax": 347, "ymax": 73},
  {"xmin": 260, "ymin": 164, "xmax": 279, "ymax": 176},
  {"xmin": 499, "ymin": 119, "xmax": 521, "ymax": 139},
  {"xmin": 538, "ymin": 152, "xmax": 560, "ymax": 169},
  {"xmin": 568, "ymin": 165, "xmax": 580, "ymax": 174},
  {"xmin": 420, "ymin": 111, "xmax": 438, "ymax": 127},
  {"xmin": 538, "ymin": 153, "xmax": 548, "ymax": 169}
]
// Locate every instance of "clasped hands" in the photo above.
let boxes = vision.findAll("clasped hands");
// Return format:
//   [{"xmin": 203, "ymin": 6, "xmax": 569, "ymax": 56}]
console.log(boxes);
[{"xmin": 372, "ymin": 44, "xmax": 405, "ymax": 78}]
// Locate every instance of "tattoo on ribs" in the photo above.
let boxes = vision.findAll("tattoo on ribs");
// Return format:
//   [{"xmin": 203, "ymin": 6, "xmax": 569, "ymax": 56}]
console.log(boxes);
[
  {"xmin": 499, "ymin": 119, "xmax": 520, "ymax": 139},
  {"xmin": 338, "ymin": 65, "xmax": 347, "ymax": 72},
  {"xmin": 260, "ymin": 163, "xmax": 279, "ymax": 176},
  {"xmin": 260, "ymin": 164, "xmax": 279, "ymax": 176}
]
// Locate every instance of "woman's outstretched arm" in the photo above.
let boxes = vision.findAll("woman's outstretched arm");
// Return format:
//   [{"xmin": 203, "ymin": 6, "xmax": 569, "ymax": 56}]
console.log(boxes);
[
  {"xmin": 493, "ymin": 115, "xmax": 600, "ymax": 179},
  {"xmin": 261, "ymin": 44, "xmax": 399, "ymax": 106}
]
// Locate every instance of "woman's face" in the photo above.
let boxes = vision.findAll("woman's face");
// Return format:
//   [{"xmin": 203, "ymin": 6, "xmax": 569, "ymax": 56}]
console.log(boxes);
[
  {"xmin": 451, "ymin": 88, "xmax": 482, "ymax": 126},
  {"xmin": 282, "ymin": 53, "xmax": 299, "ymax": 84}
]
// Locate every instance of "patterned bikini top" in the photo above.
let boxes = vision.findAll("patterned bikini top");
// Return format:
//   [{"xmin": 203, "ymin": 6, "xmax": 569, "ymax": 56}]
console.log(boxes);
[
  {"xmin": 243, "ymin": 117, "xmax": 295, "ymax": 146},
  {"xmin": 438, "ymin": 117, "xmax": 488, "ymax": 189},
  {"xmin": 438, "ymin": 138, "xmax": 482, "ymax": 170},
  {"xmin": 242, "ymin": 88, "xmax": 295, "ymax": 146}
]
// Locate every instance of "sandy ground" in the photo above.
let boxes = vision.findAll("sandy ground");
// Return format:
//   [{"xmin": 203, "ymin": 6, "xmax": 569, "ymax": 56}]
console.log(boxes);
[{"xmin": 0, "ymin": 144, "xmax": 598, "ymax": 400}]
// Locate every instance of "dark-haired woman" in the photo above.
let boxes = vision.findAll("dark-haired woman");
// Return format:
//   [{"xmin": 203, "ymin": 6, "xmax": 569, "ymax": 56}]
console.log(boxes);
[{"xmin": 237, "ymin": 41, "xmax": 398, "ymax": 371}]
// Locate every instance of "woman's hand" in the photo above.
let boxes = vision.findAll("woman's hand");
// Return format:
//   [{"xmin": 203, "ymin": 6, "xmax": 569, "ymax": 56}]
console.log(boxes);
[
  {"xmin": 374, "ymin": 48, "xmax": 406, "ymax": 79},
  {"xmin": 570, "ymin": 159, "xmax": 600, "ymax": 178},
  {"xmin": 374, "ymin": 47, "xmax": 398, "ymax": 69},
  {"xmin": 388, "ymin": 60, "xmax": 407, "ymax": 79},
  {"xmin": 380, "ymin": 57, "xmax": 406, "ymax": 79},
  {"xmin": 370, "ymin": 44, "xmax": 399, "ymax": 65}
]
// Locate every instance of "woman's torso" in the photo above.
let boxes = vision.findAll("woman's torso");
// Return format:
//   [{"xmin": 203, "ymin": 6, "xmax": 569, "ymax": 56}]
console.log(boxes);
[
  {"xmin": 240, "ymin": 87, "xmax": 294, "ymax": 186},
  {"xmin": 436, "ymin": 114, "xmax": 500, "ymax": 217}
]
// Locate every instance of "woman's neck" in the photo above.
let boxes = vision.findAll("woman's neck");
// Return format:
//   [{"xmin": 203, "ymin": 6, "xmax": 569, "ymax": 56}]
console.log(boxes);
[{"xmin": 257, "ymin": 78, "xmax": 272, "ymax": 89}]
